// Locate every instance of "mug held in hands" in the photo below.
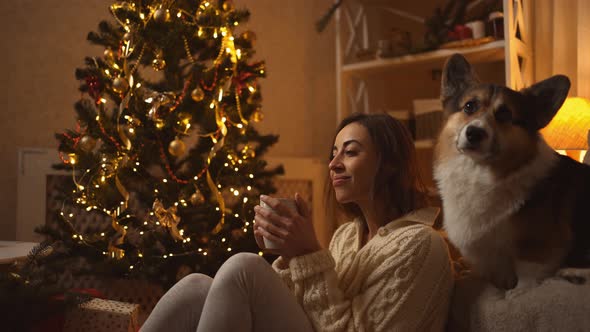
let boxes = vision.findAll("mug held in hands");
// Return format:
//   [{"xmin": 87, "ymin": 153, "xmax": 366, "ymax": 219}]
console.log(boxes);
[{"xmin": 259, "ymin": 197, "xmax": 298, "ymax": 249}]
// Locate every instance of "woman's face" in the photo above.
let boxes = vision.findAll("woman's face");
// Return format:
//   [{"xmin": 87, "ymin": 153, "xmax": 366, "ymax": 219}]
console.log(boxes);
[{"xmin": 329, "ymin": 122, "xmax": 380, "ymax": 205}]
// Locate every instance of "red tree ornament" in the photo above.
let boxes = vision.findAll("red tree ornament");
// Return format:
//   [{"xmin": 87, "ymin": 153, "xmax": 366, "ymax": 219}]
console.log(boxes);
[{"xmin": 85, "ymin": 76, "xmax": 102, "ymax": 101}]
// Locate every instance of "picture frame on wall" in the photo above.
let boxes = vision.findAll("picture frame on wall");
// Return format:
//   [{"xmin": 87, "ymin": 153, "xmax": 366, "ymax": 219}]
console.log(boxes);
[{"xmin": 16, "ymin": 148, "xmax": 67, "ymax": 241}]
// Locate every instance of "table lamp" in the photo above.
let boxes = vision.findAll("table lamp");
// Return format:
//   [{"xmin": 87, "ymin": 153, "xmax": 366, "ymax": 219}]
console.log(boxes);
[{"xmin": 541, "ymin": 97, "xmax": 590, "ymax": 162}]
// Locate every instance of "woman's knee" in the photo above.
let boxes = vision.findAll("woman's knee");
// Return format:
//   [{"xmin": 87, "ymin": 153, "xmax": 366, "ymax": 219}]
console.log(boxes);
[
  {"xmin": 170, "ymin": 273, "xmax": 213, "ymax": 299},
  {"xmin": 217, "ymin": 252, "xmax": 270, "ymax": 277},
  {"xmin": 178, "ymin": 272, "xmax": 213, "ymax": 286},
  {"xmin": 143, "ymin": 273, "xmax": 212, "ymax": 332}
]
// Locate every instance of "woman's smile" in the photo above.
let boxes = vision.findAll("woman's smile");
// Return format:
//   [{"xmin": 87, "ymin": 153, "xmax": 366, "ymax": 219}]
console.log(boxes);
[{"xmin": 332, "ymin": 175, "xmax": 350, "ymax": 186}]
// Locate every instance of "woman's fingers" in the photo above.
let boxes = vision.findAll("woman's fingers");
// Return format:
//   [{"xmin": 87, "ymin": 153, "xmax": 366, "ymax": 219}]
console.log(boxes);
[
  {"xmin": 253, "ymin": 224, "xmax": 265, "ymax": 249},
  {"xmin": 254, "ymin": 213, "xmax": 288, "ymax": 238},
  {"xmin": 254, "ymin": 205, "xmax": 292, "ymax": 230},
  {"xmin": 256, "ymin": 225, "xmax": 284, "ymax": 246}
]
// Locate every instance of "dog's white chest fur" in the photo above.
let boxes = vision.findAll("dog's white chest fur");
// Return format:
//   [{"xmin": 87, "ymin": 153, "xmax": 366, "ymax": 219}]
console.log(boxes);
[{"xmin": 434, "ymin": 141, "xmax": 558, "ymax": 252}]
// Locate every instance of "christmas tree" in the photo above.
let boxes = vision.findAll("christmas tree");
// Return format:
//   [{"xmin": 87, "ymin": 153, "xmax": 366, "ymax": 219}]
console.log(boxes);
[{"xmin": 39, "ymin": 0, "xmax": 283, "ymax": 288}]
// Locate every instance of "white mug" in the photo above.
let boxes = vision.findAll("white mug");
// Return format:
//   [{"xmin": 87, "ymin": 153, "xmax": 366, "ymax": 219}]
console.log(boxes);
[
  {"xmin": 466, "ymin": 20, "xmax": 485, "ymax": 39},
  {"xmin": 259, "ymin": 197, "xmax": 298, "ymax": 249}
]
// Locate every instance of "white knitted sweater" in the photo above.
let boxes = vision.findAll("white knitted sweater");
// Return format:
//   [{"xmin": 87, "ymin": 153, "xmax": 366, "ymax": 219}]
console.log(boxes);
[{"xmin": 273, "ymin": 207, "xmax": 453, "ymax": 332}]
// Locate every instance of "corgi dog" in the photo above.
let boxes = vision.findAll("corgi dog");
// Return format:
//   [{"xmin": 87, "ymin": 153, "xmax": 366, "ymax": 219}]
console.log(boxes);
[{"xmin": 434, "ymin": 54, "xmax": 590, "ymax": 291}]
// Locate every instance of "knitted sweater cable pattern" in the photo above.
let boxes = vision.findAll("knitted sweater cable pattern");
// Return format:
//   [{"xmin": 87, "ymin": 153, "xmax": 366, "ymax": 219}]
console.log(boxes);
[{"xmin": 273, "ymin": 209, "xmax": 454, "ymax": 332}]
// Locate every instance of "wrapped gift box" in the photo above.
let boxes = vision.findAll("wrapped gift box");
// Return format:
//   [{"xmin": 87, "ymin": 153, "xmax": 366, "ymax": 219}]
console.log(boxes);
[{"xmin": 64, "ymin": 298, "xmax": 140, "ymax": 332}]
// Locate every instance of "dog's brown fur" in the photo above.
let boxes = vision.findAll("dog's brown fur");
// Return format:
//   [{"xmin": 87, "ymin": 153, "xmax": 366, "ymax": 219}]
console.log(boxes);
[{"xmin": 434, "ymin": 54, "xmax": 590, "ymax": 290}]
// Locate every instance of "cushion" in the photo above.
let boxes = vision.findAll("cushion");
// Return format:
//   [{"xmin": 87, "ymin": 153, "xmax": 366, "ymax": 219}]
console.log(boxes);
[{"xmin": 448, "ymin": 270, "xmax": 590, "ymax": 331}]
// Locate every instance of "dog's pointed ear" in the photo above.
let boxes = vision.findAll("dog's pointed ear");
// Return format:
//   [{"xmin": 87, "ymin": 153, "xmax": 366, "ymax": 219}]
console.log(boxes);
[
  {"xmin": 441, "ymin": 54, "xmax": 479, "ymax": 105},
  {"xmin": 520, "ymin": 75, "xmax": 570, "ymax": 130}
]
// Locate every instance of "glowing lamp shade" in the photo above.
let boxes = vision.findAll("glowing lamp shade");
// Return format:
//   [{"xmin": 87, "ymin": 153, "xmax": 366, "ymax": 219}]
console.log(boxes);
[{"xmin": 541, "ymin": 97, "xmax": 590, "ymax": 161}]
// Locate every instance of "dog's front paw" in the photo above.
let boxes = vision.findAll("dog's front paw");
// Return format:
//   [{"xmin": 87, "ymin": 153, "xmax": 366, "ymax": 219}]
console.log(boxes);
[
  {"xmin": 505, "ymin": 286, "xmax": 528, "ymax": 299},
  {"xmin": 556, "ymin": 268, "xmax": 590, "ymax": 284},
  {"xmin": 504, "ymin": 279, "xmax": 538, "ymax": 299}
]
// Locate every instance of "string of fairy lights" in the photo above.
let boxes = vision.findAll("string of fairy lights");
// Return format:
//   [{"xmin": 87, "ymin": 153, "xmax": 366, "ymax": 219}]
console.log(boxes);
[{"xmin": 57, "ymin": 0, "xmax": 269, "ymax": 274}]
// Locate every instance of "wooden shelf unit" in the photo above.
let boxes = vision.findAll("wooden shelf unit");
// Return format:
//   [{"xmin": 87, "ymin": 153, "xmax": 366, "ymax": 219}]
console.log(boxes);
[
  {"xmin": 334, "ymin": 0, "xmax": 533, "ymax": 186},
  {"xmin": 342, "ymin": 39, "xmax": 506, "ymax": 75}
]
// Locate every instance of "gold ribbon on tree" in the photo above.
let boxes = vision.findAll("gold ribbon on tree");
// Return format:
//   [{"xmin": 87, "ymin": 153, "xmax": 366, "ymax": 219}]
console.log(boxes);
[
  {"xmin": 214, "ymin": 27, "xmax": 248, "ymax": 123},
  {"xmin": 205, "ymin": 80, "xmax": 230, "ymax": 234},
  {"xmin": 153, "ymin": 199, "xmax": 184, "ymax": 241},
  {"xmin": 117, "ymin": 90, "xmax": 133, "ymax": 151},
  {"xmin": 108, "ymin": 215, "xmax": 127, "ymax": 259},
  {"xmin": 108, "ymin": 175, "xmax": 130, "ymax": 259}
]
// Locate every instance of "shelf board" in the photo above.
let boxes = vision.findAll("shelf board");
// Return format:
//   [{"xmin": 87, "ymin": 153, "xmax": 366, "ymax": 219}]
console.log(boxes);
[{"xmin": 342, "ymin": 40, "xmax": 506, "ymax": 76}]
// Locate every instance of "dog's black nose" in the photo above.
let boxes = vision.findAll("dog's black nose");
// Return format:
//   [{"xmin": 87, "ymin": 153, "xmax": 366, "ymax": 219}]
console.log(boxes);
[{"xmin": 466, "ymin": 126, "xmax": 487, "ymax": 144}]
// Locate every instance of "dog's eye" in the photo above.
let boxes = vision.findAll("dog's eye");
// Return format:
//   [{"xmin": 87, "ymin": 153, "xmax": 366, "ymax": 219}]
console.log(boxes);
[
  {"xmin": 495, "ymin": 105, "xmax": 513, "ymax": 123},
  {"xmin": 463, "ymin": 100, "xmax": 478, "ymax": 115}
]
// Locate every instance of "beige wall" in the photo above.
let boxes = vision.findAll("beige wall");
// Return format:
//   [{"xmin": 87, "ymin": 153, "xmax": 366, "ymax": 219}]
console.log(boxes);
[{"xmin": 0, "ymin": 0, "xmax": 336, "ymax": 240}]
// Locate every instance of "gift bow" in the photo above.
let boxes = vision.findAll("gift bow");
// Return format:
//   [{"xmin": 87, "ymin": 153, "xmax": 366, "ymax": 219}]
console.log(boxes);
[{"xmin": 153, "ymin": 199, "xmax": 183, "ymax": 241}]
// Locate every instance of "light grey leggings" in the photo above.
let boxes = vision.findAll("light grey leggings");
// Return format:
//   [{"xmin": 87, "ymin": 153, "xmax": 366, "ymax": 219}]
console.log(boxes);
[{"xmin": 140, "ymin": 252, "xmax": 314, "ymax": 332}]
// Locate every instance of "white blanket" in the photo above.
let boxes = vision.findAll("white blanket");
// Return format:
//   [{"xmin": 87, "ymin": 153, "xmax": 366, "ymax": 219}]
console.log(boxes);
[{"xmin": 449, "ymin": 272, "xmax": 590, "ymax": 331}]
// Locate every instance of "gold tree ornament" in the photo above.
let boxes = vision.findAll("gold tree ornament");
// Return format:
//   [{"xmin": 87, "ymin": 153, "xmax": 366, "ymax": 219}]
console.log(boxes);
[
  {"xmin": 155, "ymin": 118, "xmax": 165, "ymax": 129},
  {"xmin": 168, "ymin": 137, "xmax": 186, "ymax": 157},
  {"xmin": 190, "ymin": 188, "xmax": 205, "ymax": 205},
  {"xmin": 151, "ymin": 49, "xmax": 167, "ymax": 71},
  {"xmin": 68, "ymin": 153, "xmax": 78, "ymax": 165},
  {"xmin": 79, "ymin": 135, "xmax": 97, "ymax": 152},
  {"xmin": 151, "ymin": 57, "xmax": 166, "ymax": 71},
  {"xmin": 251, "ymin": 108, "xmax": 264, "ymax": 122},
  {"xmin": 191, "ymin": 87, "xmax": 205, "ymax": 102},
  {"xmin": 222, "ymin": 1, "xmax": 234, "ymax": 11},
  {"xmin": 103, "ymin": 48, "xmax": 115, "ymax": 60},
  {"xmin": 112, "ymin": 77, "xmax": 129, "ymax": 93},
  {"xmin": 153, "ymin": 7, "xmax": 170, "ymax": 23}
]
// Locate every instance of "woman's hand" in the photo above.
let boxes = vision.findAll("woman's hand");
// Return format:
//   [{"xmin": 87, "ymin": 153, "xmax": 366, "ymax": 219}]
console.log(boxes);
[
  {"xmin": 252, "ymin": 215, "xmax": 280, "ymax": 255},
  {"xmin": 253, "ymin": 193, "xmax": 321, "ymax": 259}
]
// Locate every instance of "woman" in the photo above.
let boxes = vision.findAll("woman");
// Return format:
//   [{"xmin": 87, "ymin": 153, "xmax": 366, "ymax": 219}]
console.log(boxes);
[{"xmin": 141, "ymin": 113, "xmax": 453, "ymax": 332}]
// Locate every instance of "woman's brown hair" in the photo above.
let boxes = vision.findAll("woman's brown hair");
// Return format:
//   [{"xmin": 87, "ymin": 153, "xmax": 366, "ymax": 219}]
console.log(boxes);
[{"xmin": 325, "ymin": 112, "xmax": 429, "ymax": 223}]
